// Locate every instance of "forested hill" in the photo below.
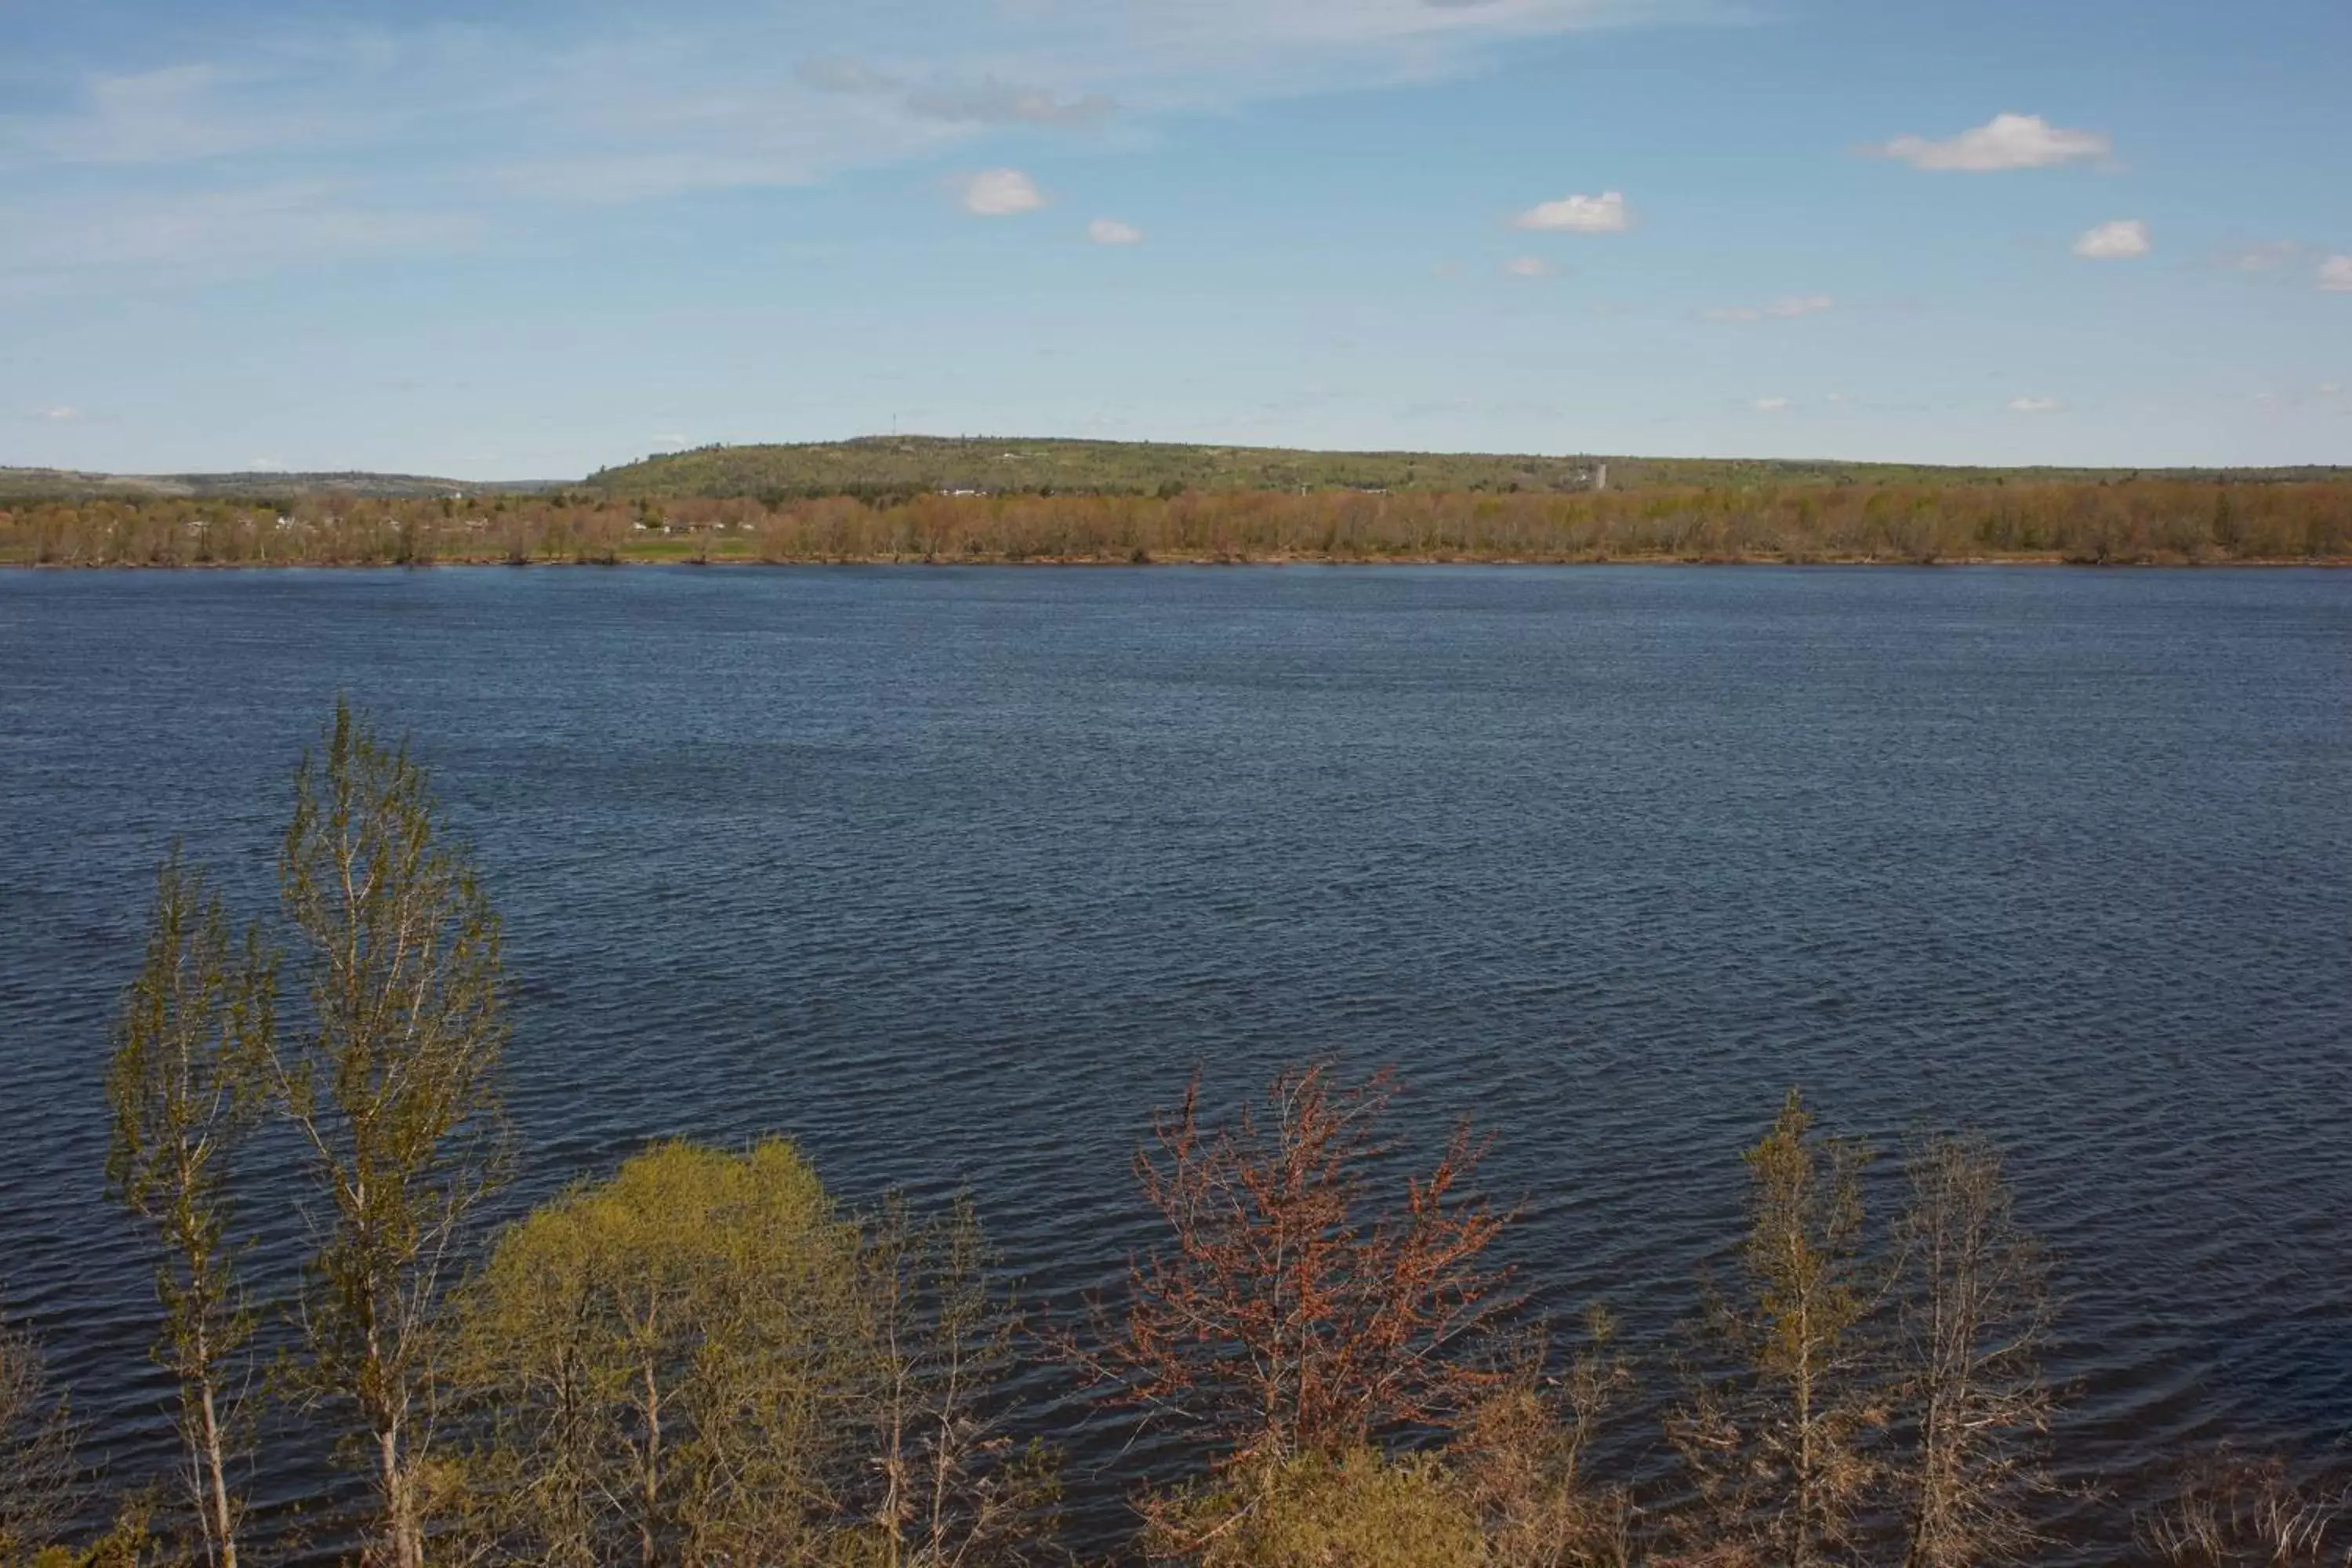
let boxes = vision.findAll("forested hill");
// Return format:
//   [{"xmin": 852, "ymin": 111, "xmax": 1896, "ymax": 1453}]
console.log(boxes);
[
  {"xmin": 583, "ymin": 436, "xmax": 2343, "ymax": 500},
  {"xmin": 8, "ymin": 443, "xmax": 2343, "ymax": 505}
]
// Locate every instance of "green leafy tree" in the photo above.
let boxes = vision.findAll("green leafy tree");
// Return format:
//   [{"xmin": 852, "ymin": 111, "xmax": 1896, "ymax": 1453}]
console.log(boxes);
[
  {"xmin": 104, "ymin": 851, "xmax": 275, "ymax": 1568},
  {"xmin": 265, "ymin": 701, "xmax": 512, "ymax": 1568},
  {"xmin": 1147, "ymin": 1448, "xmax": 1483, "ymax": 1568},
  {"xmin": 444, "ymin": 1140, "xmax": 868, "ymax": 1566}
]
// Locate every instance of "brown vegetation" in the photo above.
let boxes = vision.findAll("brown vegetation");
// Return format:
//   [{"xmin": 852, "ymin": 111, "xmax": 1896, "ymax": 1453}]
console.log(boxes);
[
  {"xmin": 2, "ymin": 478, "xmax": 2347, "ymax": 567},
  {"xmin": 1065, "ymin": 1065, "xmax": 1512, "ymax": 1475}
]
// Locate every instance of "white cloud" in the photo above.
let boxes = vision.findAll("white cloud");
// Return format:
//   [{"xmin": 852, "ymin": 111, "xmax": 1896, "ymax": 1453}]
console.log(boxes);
[
  {"xmin": 1512, "ymin": 190, "xmax": 1630, "ymax": 233},
  {"xmin": 1705, "ymin": 294, "xmax": 1831, "ymax": 324},
  {"xmin": 1878, "ymin": 113, "xmax": 2111, "ymax": 172},
  {"xmin": 30, "ymin": 405, "xmax": 81, "ymax": 422},
  {"xmin": 2318, "ymin": 382, "xmax": 2346, "ymax": 397},
  {"xmin": 247, "ymin": 456, "xmax": 290, "ymax": 472},
  {"xmin": 1504, "ymin": 255, "xmax": 1553, "ymax": 277},
  {"xmin": 954, "ymin": 167, "xmax": 1046, "ymax": 216},
  {"xmin": 1751, "ymin": 397, "xmax": 1791, "ymax": 412},
  {"xmin": 2008, "ymin": 397, "xmax": 2064, "ymax": 413},
  {"xmin": 2073, "ymin": 220, "xmax": 2149, "ymax": 260},
  {"xmin": 1087, "ymin": 217, "xmax": 1143, "ymax": 245},
  {"xmin": 2320, "ymin": 255, "xmax": 2352, "ymax": 293}
]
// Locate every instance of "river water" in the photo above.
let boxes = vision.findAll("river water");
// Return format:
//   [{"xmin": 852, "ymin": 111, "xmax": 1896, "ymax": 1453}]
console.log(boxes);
[{"xmin": 2, "ymin": 565, "xmax": 2348, "ymax": 1553}]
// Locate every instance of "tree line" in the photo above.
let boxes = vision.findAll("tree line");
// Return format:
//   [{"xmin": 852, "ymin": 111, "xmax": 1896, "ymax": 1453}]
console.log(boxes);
[
  {"xmin": 3, "ymin": 480, "xmax": 2348, "ymax": 568},
  {"xmin": 3, "ymin": 706, "xmax": 2347, "ymax": 1566}
]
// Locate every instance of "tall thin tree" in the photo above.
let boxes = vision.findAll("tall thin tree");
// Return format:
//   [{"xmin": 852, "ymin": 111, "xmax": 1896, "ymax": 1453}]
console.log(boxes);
[
  {"xmin": 267, "ymin": 701, "xmax": 512, "ymax": 1568},
  {"xmin": 106, "ymin": 849, "xmax": 275, "ymax": 1568},
  {"xmin": 1895, "ymin": 1132, "xmax": 2056, "ymax": 1567},
  {"xmin": 1671, "ymin": 1091, "xmax": 1882, "ymax": 1567}
]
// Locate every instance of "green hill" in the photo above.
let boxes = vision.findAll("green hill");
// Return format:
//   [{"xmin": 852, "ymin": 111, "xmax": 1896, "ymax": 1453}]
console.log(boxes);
[
  {"xmin": 7, "ymin": 441, "xmax": 2341, "ymax": 507},
  {"xmin": 583, "ymin": 436, "xmax": 2342, "ymax": 499}
]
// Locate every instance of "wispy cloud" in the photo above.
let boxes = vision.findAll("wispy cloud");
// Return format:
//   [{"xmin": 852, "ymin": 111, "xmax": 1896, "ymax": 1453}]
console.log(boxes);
[
  {"xmin": 1877, "ymin": 113, "xmax": 2111, "ymax": 172},
  {"xmin": 0, "ymin": 2, "xmax": 1700, "ymax": 287},
  {"xmin": 799, "ymin": 56, "xmax": 898, "ymax": 95},
  {"xmin": 2072, "ymin": 220, "xmax": 2149, "ymax": 259},
  {"xmin": 954, "ymin": 167, "xmax": 1046, "ymax": 216},
  {"xmin": 1751, "ymin": 396, "xmax": 1791, "ymax": 412},
  {"xmin": 1504, "ymin": 255, "xmax": 1554, "ymax": 277},
  {"xmin": 29, "ymin": 405, "xmax": 82, "ymax": 422},
  {"xmin": 1512, "ymin": 191, "xmax": 1630, "ymax": 232},
  {"xmin": 0, "ymin": 181, "xmax": 481, "ymax": 294},
  {"xmin": 2221, "ymin": 241, "xmax": 2303, "ymax": 272},
  {"xmin": 908, "ymin": 80, "xmax": 1116, "ymax": 126},
  {"xmin": 797, "ymin": 56, "xmax": 1116, "ymax": 126},
  {"xmin": 2008, "ymin": 396, "xmax": 2064, "ymax": 413},
  {"xmin": 1704, "ymin": 294, "xmax": 1832, "ymax": 323},
  {"xmin": 16, "ymin": 64, "xmax": 270, "ymax": 166},
  {"xmin": 2321, "ymin": 255, "xmax": 2352, "ymax": 293},
  {"xmin": 1087, "ymin": 216, "xmax": 1144, "ymax": 245}
]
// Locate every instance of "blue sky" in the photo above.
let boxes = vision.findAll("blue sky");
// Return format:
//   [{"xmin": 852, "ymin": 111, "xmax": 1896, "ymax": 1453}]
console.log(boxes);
[{"xmin": 4, "ymin": 0, "xmax": 2349, "ymax": 478}]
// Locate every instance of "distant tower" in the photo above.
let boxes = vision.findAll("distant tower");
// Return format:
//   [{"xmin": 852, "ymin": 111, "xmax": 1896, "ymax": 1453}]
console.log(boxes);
[{"xmin": 1594, "ymin": 461, "xmax": 1609, "ymax": 493}]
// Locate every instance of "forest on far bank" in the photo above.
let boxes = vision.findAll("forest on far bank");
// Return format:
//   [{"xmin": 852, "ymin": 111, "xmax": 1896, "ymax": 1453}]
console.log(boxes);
[{"xmin": 3, "ymin": 477, "xmax": 2348, "ymax": 568}]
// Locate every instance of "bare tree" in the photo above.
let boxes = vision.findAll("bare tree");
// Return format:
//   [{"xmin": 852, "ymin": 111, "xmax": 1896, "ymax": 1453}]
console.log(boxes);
[
  {"xmin": 268, "ymin": 700, "xmax": 512, "ymax": 1568},
  {"xmin": 2141, "ymin": 1451, "xmax": 2352, "ymax": 1566},
  {"xmin": 105, "ymin": 849, "xmax": 275, "ymax": 1568},
  {"xmin": 863, "ymin": 1192, "xmax": 1063, "ymax": 1568},
  {"xmin": 0, "ymin": 1312, "xmax": 80, "ymax": 1561},
  {"xmin": 1893, "ymin": 1132, "xmax": 2056, "ymax": 1567},
  {"xmin": 1454, "ymin": 1308, "xmax": 1637, "ymax": 1568},
  {"xmin": 1669, "ymin": 1091, "xmax": 1882, "ymax": 1567}
]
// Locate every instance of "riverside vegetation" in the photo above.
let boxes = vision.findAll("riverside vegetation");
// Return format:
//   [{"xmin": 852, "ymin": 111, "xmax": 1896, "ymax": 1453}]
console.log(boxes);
[
  {"xmin": 5, "ymin": 706, "xmax": 2350, "ymax": 1566},
  {"xmin": 2, "ymin": 477, "xmax": 2349, "ymax": 568}
]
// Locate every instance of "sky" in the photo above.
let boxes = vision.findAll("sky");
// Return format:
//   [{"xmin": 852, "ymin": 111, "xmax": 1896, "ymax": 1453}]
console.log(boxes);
[{"xmin": 3, "ymin": 0, "xmax": 2349, "ymax": 479}]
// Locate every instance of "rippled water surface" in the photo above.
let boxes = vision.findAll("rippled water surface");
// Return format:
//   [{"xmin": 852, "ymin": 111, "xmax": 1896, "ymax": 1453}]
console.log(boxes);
[{"xmin": 3, "ymin": 565, "xmax": 2349, "ymax": 1549}]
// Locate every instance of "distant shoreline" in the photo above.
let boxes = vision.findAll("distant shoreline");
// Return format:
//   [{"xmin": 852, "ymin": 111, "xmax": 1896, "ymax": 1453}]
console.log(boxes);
[
  {"xmin": 8, "ymin": 552, "xmax": 2349, "ymax": 571},
  {"xmin": 11, "ymin": 476, "xmax": 2346, "ymax": 568}
]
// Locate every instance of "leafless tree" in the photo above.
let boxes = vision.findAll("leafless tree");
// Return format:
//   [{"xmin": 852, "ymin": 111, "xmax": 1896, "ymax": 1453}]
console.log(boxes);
[
  {"xmin": 0, "ymin": 1312, "xmax": 81, "ymax": 1561},
  {"xmin": 2142, "ymin": 1451, "xmax": 2352, "ymax": 1566},
  {"xmin": 1893, "ymin": 1133, "xmax": 2056, "ymax": 1566}
]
